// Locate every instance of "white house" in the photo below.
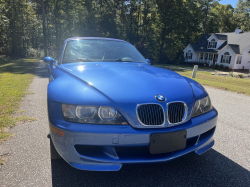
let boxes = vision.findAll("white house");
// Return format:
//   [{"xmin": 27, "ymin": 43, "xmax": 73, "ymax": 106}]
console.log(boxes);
[{"xmin": 183, "ymin": 29, "xmax": 250, "ymax": 71}]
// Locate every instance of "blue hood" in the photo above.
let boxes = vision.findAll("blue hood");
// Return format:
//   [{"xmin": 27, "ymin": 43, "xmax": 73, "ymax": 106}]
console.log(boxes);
[
  {"xmin": 48, "ymin": 62, "xmax": 196, "ymax": 128},
  {"xmin": 59, "ymin": 62, "xmax": 194, "ymax": 104}
]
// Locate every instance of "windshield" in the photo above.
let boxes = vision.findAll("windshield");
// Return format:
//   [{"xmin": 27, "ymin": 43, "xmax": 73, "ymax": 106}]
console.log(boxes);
[{"xmin": 62, "ymin": 39, "xmax": 147, "ymax": 64}]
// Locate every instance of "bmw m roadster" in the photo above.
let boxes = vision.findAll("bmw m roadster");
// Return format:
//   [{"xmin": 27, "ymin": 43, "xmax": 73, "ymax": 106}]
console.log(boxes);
[{"xmin": 44, "ymin": 37, "xmax": 218, "ymax": 171}]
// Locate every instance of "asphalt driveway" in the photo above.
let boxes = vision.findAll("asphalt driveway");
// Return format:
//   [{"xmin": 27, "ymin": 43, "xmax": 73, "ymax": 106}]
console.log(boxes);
[{"xmin": 0, "ymin": 61, "xmax": 250, "ymax": 187}]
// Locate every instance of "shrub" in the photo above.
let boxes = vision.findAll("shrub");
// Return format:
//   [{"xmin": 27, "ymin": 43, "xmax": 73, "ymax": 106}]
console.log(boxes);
[
  {"xmin": 36, "ymin": 49, "xmax": 44, "ymax": 59},
  {"xmin": 238, "ymin": 74, "xmax": 244, "ymax": 78},
  {"xmin": 203, "ymin": 62, "xmax": 209, "ymax": 66},
  {"xmin": 26, "ymin": 48, "xmax": 44, "ymax": 59},
  {"xmin": 214, "ymin": 64, "xmax": 219, "ymax": 69},
  {"xmin": 229, "ymin": 71, "xmax": 234, "ymax": 77},
  {"xmin": 224, "ymin": 66, "xmax": 229, "ymax": 70},
  {"xmin": 219, "ymin": 64, "xmax": 224, "ymax": 69}
]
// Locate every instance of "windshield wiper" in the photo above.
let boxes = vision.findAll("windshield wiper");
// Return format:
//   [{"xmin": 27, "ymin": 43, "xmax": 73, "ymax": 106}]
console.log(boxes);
[
  {"xmin": 116, "ymin": 59, "xmax": 144, "ymax": 63},
  {"xmin": 116, "ymin": 59, "xmax": 133, "ymax": 62},
  {"xmin": 63, "ymin": 58, "xmax": 93, "ymax": 63}
]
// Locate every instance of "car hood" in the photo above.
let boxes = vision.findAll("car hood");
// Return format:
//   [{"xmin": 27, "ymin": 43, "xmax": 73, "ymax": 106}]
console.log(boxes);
[
  {"xmin": 59, "ymin": 62, "xmax": 194, "ymax": 103},
  {"xmin": 53, "ymin": 62, "xmax": 195, "ymax": 128}
]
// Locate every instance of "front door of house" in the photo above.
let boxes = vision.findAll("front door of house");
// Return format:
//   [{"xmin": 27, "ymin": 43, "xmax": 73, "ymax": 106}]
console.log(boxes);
[{"xmin": 213, "ymin": 54, "xmax": 218, "ymax": 65}]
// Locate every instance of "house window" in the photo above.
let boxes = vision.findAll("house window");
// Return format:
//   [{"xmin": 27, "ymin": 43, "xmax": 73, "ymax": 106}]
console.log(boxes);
[
  {"xmin": 213, "ymin": 54, "xmax": 218, "ymax": 62},
  {"xmin": 221, "ymin": 52, "xmax": 231, "ymax": 64},
  {"xmin": 236, "ymin": 56, "xmax": 242, "ymax": 64},
  {"xmin": 209, "ymin": 54, "xmax": 213, "ymax": 60},
  {"xmin": 199, "ymin": 53, "xmax": 204, "ymax": 60},
  {"xmin": 205, "ymin": 54, "xmax": 208, "ymax": 60},
  {"xmin": 208, "ymin": 39, "xmax": 217, "ymax": 48},
  {"xmin": 186, "ymin": 50, "xmax": 192, "ymax": 60}
]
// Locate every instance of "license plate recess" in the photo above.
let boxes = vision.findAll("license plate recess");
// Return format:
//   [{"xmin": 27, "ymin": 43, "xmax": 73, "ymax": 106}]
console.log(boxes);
[{"xmin": 149, "ymin": 130, "xmax": 187, "ymax": 154}]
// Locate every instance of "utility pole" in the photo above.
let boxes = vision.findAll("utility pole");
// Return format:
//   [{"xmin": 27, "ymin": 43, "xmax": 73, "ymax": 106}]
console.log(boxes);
[{"xmin": 42, "ymin": 0, "xmax": 47, "ymax": 57}]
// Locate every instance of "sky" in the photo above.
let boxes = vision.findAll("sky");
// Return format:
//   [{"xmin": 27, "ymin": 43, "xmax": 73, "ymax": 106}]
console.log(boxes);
[{"xmin": 219, "ymin": 0, "xmax": 238, "ymax": 8}]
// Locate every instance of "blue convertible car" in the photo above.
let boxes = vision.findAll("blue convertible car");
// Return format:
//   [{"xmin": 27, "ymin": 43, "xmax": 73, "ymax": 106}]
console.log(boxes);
[{"xmin": 44, "ymin": 37, "xmax": 218, "ymax": 171}]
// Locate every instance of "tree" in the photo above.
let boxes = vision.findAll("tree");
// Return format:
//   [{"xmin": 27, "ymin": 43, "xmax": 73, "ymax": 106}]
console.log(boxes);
[{"xmin": 233, "ymin": 0, "xmax": 250, "ymax": 31}]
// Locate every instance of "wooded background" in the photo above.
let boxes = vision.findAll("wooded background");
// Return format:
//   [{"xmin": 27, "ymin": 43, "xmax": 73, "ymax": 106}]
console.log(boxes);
[{"xmin": 0, "ymin": 0, "xmax": 250, "ymax": 63}]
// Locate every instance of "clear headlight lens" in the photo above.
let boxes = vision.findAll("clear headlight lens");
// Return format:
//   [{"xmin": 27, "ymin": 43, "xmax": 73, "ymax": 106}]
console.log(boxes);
[
  {"xmin": 62, "ymin": 104, "xmax": 128, "ymax": 125},
  {"xmin": 192, "ymin": 96, "xmax": 212, "ymax": 117},
  {"xmin": 98, "ymin": 107, "xmax": 117, "ymax": 119}
]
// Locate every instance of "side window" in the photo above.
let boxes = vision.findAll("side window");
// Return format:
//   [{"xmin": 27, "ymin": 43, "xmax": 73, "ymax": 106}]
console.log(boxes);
[
  {"xmin": 236, "ymin": 56, "xmax": 242, "ymax": 64},
  {"xmin": 186, "ymin": 50, "xmax": 192, "ymax": 60},
  {"xmin": 199, "ymin": 53, "xmax": 204, "ymax": 59},
  {"xmin": 221, "ymin": 52, "xmax": 231, "ymax": 64}
]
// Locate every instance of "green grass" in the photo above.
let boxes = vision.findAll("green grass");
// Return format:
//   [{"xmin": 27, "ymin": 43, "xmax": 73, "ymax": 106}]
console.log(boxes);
[
  {"xmin": 155, "ymin": 64, "xmax": 217, "ymax": 71},
  {"xmin": 171, "ymin": 68, "xmax": 250, "ymax": 95},
  {"xmin": 0, "ymin": 58, "xmax": 39, "ymax": 142}
]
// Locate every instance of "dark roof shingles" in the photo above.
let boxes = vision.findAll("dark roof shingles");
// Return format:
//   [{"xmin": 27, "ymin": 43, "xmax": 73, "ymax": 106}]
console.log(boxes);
[
  {"xmin": 214, "ymin": 34, "xmax": 227, "ymax": 40},
  {"xmin": 190, "ymin": 34, "xmax": 219, "ymax": 53},
  {"xmin": 217, "ymin": 32, "xmax": 250, "ymax": 53},
  {"xmin": 228, "ymin": 44, "xmax": 240, "ymax": 54},
  {"xmin": 189, "ymin": 32, "xmax": 250, "ymax": 54}
]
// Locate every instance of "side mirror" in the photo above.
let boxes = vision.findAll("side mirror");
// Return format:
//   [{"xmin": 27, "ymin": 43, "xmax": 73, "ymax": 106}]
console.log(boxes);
[
  {"xmin": 146, "ymin": 59, "xmax": 151, "ymax": 64},
  {"xmin": 43, "ymin": 57, "xmax": 55, "ymax": 65}
]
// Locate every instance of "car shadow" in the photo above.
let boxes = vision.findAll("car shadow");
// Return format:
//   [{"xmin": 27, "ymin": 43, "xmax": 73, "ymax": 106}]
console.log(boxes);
[{"xmin": 51, "ymin": 149, "xmax": 250, "ymax": 187}]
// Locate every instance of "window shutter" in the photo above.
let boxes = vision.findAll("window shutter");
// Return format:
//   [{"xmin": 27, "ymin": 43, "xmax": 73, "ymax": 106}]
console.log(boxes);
[
  {"xmin": 221, "ymin": 55, "xmax": 223, "ymax": 63},
  {"xmin": 208, "ymin": 42, "xmax": 210, "ymax": 48},
  {"xmin": 186, "ymin": 53, "xmax": 187, "ymax": 59},
  {"xmin": 215, "ymin": 42, "xmax": 217, "ymax": 48},
  {"xmin": 229, "ymin": 56, "xmax": 231, "ymax": 64},
  {"xmin": 191, "ymin": 53, "xmax": 193, "ymax": 59}
]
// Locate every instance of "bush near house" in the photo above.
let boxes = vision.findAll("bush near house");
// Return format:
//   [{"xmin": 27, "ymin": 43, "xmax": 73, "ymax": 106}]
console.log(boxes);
[
  {"xmin": 229, "ymin": 71, "xmax": 234, "ymax": 77},
  {"xmin": 238, "ymin": 74, "xmax": 244, "ymax": 78},
  {"xmin": 219, "ymin": 64, "xmax": 224, "ymax": 69},
  {"xmin": 214, "ymin": 64, "xmax": 220, "ymax": 69}
]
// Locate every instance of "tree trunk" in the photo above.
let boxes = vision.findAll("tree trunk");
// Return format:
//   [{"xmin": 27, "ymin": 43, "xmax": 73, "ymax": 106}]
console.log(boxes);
[
  {"xmin": 42, "ymin": 0, "xmax": 47, "ymax": 56},
  {"xmin": 158, "ymin": 28, "xmax": 167, "ymax": 64},
  {"xmin": 203, "ymin": 3, "xmax": 209, "ymax": 34}
]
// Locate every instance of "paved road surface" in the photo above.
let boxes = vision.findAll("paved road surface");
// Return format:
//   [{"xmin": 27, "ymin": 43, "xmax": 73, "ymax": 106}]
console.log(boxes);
[{"xmin": 1, "ymin": 61, "xmax": 250, "ymax": 187}]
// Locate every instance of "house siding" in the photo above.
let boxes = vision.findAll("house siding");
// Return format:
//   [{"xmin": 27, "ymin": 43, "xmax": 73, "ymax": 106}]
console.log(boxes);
[
  {"xmin": 238, "ymin": 45, "xmax": 250, "ymax": 70},
  {"xmin": 216, "ymin": 41, "xmax": 226, "ymax": 49}
]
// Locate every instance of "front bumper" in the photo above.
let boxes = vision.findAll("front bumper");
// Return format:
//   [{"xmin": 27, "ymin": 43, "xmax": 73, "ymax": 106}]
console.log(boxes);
[{"xmin": 49, "ymin": 106, "xmax": 218, "ymax": 171}]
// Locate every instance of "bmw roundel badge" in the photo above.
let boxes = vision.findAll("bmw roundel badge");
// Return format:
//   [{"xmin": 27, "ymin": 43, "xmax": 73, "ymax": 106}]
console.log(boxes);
[{"xmin": 155, "ymin": 94, "xmax": 166, "ymax": 102}]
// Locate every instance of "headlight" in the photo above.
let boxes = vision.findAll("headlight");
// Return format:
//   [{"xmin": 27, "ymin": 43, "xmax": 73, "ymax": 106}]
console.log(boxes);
[
  {"xmin": 62, "ymin": 104, "xmax": 128, "ymax": 125},
  {"xmin": 192, "ymin": 96, "xmax": 212, "ymax": 117}
]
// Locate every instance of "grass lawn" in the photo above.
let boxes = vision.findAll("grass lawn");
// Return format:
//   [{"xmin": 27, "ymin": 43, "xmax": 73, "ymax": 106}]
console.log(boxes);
[
  {"xmin": 0, "ymin": 58, "xmax": 39, "ymax": 143},
  {"xmin": 171, "ymin": 68, "xmax": 250, "ymax": 96},
  {"xmin": 155, "ymin": 64, "xmax": 217, "ymax": 71}
]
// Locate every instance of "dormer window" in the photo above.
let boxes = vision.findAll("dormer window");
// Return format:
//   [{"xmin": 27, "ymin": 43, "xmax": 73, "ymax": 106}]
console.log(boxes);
[{"xmin": 208, "ymin": 39, "xmax": 217, "ymax": 48}]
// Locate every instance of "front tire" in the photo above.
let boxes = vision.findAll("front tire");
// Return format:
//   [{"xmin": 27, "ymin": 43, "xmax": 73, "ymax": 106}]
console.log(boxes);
[{"xmin": 50, "ymin": 138, "xmax": 61, "ymax": 159}]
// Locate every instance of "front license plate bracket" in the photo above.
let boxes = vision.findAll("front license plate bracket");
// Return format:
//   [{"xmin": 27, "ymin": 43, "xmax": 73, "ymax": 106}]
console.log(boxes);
[{"xmin": 149, "ymin": 130, "xmax": 187, "ymax": 154}]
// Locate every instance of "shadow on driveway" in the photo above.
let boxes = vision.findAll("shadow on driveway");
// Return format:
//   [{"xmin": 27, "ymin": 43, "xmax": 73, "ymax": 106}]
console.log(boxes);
[{"xmin": 51, "ymin": 149, "xmax": 250, "ymax": 187}]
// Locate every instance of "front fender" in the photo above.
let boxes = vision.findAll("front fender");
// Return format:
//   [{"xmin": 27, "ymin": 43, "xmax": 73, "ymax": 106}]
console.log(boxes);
[{"xmin": 183, "ymin": 77, "xmax": 208, "ymax": 101}]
